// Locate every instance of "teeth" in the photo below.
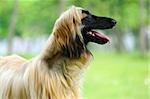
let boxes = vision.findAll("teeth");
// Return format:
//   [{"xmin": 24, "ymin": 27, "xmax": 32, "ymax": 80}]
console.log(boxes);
[
  {"xmin": 87, "ymin": 32, "xmax": 92, "ymax": 35},
  {"xmin": 92, "ymin": 33, "xmax": 95, "ymax": 36},
  {"xmin": 87, "ymin": 32, "xmax": 95, "ymax": 36}
]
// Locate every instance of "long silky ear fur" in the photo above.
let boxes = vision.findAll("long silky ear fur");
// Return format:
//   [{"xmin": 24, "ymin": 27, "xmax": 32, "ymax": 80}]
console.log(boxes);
[
  {"xmin": 62, "ymin": 34, "xmax": 85, "ymax": 58},
  {"xmin": 51, "ymin": 6, "xmax": 86, "ymax": 59}
]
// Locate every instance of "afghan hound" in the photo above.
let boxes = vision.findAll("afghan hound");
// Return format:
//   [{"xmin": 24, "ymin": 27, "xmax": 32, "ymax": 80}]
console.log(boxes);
[{"xmin": 0, "ymin": 6, "xmax": 116, "ymax": 99}]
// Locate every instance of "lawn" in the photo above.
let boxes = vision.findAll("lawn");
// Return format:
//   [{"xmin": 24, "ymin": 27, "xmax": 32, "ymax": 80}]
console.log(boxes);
[{"xmin": 83, "ymin": 52, "xmax": 148, "ymax": 99}]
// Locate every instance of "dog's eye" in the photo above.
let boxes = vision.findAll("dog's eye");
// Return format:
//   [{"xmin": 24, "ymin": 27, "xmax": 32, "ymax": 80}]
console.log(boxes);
[
  {"xmin": 82, "ymin": 14, "xmax": 93, "ymax": 23},
  {"xmin": 82, "ymin": 10, "xmax": 90, "ymax": 15}
]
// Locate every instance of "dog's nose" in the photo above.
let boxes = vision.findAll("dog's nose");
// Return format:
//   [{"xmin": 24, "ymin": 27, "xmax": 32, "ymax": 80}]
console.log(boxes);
[{"xmin": 111, "ymin": 19, "xmax": 117, "ymax": 25}]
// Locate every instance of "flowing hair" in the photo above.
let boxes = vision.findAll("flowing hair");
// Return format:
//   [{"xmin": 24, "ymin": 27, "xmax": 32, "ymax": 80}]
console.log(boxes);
[{"xmin": 0, "ymin": 6, "xmax": 92, "ymax": 99}]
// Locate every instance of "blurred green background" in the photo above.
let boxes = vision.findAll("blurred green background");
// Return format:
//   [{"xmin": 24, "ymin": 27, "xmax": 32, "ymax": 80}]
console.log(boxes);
[{"xmin": 0, "ymin": 0, "xmax": 149, "ymax": 99}]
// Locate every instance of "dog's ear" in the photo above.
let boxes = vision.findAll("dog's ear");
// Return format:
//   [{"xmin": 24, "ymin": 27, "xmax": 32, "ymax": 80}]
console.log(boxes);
[{"xmin": 62, "ymin": 35, "xmax": 85, "ymax": 58}]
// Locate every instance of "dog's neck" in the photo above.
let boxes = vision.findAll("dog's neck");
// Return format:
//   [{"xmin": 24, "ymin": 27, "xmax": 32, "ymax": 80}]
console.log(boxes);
[
  {"xmin": 39, "ymin": 32, "xmax": 92, "ymax": 77},
  {"xmin": 40, "ymin": 34, "xmax": 60, "ymax": 61},
  {"xmin": 35, "ymin": 32, "xmax": 92, "ymax": 98}
]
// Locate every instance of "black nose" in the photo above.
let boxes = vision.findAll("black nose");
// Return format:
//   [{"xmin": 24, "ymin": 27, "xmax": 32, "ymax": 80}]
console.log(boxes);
[{"xmin": 111, "ymin": 19, "xmax": 117, "ymax": 25}]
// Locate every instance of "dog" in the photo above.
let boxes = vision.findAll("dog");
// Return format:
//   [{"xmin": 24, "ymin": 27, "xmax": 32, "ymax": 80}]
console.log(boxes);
[{"xmin": 0, "ymin": 6, "xmax": 116, "ymax": 99}]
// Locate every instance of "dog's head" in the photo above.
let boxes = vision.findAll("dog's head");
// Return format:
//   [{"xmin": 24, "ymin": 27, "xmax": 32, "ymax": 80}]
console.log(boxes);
[
  {"xmin": 53, "ymin": 6, "xmax": 116, "ymax": 58},
  {"xmin": 81, "ymin": 10, "xmax": 116, "ymax": 45}
]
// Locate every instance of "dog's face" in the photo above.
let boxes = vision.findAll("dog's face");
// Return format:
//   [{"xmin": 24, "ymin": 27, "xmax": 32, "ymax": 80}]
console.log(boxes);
[
  {"xmin": 81, "ymin": 10, "xmax": 116, "ymax": 45},
  {"xmin": 53, "ymin": 6, "xmax": 116, "ymax": 58}
]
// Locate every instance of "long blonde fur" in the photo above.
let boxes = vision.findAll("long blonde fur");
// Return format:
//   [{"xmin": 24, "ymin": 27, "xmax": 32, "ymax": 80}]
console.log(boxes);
[{"xmin": 0, "ymin": 6, "xmax": 92, "ymax": 99}]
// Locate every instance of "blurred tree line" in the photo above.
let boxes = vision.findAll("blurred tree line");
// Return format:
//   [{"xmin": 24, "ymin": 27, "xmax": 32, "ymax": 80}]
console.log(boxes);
[{"xmin": 0, "ymin": 0, "xmax": 149, "ymax": 55}]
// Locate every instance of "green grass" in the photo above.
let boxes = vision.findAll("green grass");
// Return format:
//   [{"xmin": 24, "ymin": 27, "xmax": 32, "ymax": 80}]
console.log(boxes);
[
  {"xmin": 22, "ymin": 52, "xmax": 148, "ymax": 99},
  {"xmin": 83, "ymin": 52, "xmax": 148, "ymax": 99}
]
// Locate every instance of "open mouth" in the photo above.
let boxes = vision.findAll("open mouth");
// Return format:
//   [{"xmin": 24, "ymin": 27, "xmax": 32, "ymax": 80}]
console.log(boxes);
[
  {"xmin": 81, "ymin": 14, "xmax": 116, "ymax": 45},
  {"xmin": 86, "ymin": 30, "xmax": 110, "ymax": 44}
]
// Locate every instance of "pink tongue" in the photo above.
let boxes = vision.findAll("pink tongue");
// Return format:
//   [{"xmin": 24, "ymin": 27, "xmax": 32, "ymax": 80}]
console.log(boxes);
[{"xmin": 92, "ymin": 31, "xmax": 110, "ymax": 42}]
